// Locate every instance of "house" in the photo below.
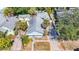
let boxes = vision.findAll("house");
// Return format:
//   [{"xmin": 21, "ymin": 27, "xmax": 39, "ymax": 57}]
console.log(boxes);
[
  {"xmin": 26, "ymin": 12, "xmax": 52, "ymax": 38},
  {"xmin": 3, "ymin": 16, "xmax": 18, "ymax": 30},
  {"xmin": 26, "ymin": 15, "xmax": 44, "ymax": 38},
  {"xmin": 0, "ymin": 16, "xmax": 17, "ymax": 35},
  {"xmin": 0, "ymin": 13, "xmax": 6, "ymax": 27},
  {"xmin": 0, "ymin": 26, "xmax": 14, "ymax": 36}
]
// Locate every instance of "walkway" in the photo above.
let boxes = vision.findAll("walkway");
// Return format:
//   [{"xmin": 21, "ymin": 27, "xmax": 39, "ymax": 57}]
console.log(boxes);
[
  {"xmin": 11, "ymin": 34, "xmax": 22, "ymax": 51},
  {"xmin": 49, "ymin": 36, "xmax": 64, "ymax": 51},
  {"xmin": 50, "ymin": 39, "xmax": 61, "ymax": 50}
]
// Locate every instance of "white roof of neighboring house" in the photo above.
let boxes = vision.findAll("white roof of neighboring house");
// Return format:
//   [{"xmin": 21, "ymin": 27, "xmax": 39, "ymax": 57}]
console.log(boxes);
[
  {"xmin": 0, "ymin": 14, "xmax": 6, "ymax": 27},
  {"xmin": 3, "ymin": 17, "xmax": 17, "ymax": 30},
  {"xmin": 0, "ymin": 26, "xmax": 14, "ymax": 35},
  {"xmin": 7, "ymin": 30, "xmax": 14, "ymax": 36},
  {"xmin": 0, "ymin": 26, "xmax": 7, "ymax": 33},
  {"xmin": 0, "ymin": 16, "xmax": 18, "ymax": 35}
]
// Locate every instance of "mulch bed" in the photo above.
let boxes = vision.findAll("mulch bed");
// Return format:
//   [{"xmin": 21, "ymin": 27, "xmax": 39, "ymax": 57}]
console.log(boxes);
[
  {"xmin": 34, "ymin": 42, "xmax": 50, "ymax": 51},
  {"xmin": 23, "ymin": 41, "xmax": 32, "ymax": 51}
]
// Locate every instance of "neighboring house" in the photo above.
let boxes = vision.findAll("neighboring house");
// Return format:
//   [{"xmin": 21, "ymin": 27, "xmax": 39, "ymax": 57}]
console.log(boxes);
[
  {"xmin": 3, "ymin": 17, "xmax": 18, "ymax": 30},
  {"xmin": 0, "ymin": 16, "xmax": 17, "ymax": 35},
  {"xmin": 0, "ymin": 26, "xmax": 14, "ymax": 36},
  {"xmin": 0, "ymin": 13, "xmax": 6, "ymax": 27}
]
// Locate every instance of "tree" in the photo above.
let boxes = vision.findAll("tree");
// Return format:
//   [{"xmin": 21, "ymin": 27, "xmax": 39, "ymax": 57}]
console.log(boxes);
[
  {"xmin": 0, "ymin": 31, "xmax": 14, "ymax": 50},
  {"xmin": 3, "ymin": 7, "xmax": 14, "ymax": 16},
  {"xmin": 0, "ymin": 31, "xmax": 5, "ymax": 38},
  {"xmin": 56, "ymin": 8, "xmax": 79, "ymax": 40},
  {"xmin": 3, "ymin": 7, "xmax": 30, "ymax": 16},
  {"xmin": 21, "ymin": 35, "xmax": 32, "ymax": 48},
  {"xmin": 41, "ymin": 19, "xmax": 50, "ymax": 36},
  {"xmin": 45, "ymin": 7, "xmax": 54, "ymax": 20},
  {"xmin": 0, "ymin": 34, "xmax": 14, "ymax": 50},
  {"xmin": 15, "ymin": 20, "xmax": 28, "ymax": 31},
  {"xmin": 36, "ymin": 7, "xmax": 45, "ymax": 12},
  {"xmin": 28, "ymin": 7, "xmax": 37, "ymax": 15}
]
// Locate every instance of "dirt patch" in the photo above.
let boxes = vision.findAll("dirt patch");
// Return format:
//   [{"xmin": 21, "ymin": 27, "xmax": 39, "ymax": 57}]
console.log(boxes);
[
  {"xmin": 34, "ymin": 42, "xmax": 50, "ymax": 51},
  {"xmin": 59, "ymin": 40, "xmax": 79, "ymax": 51},
  {"xmin": 23, "ymin": 41, "xmax": 32, "ymax": 51}
]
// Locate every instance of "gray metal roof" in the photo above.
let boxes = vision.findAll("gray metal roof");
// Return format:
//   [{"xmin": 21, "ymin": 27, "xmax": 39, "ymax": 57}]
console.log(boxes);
[
  {"xmin": 26, "ymin": 12, "xmax": 52, "ymax": 35},
  {"xmin": 0, "ymin": 14, "xmax": 6, "ymax": 27},
  {"xmin": 3, "ymin": 17, "xmax": 18, "ymax": 30},
  {"xmin": 26, "ymin": 14, "xmax": 46, "ymax": 35}
]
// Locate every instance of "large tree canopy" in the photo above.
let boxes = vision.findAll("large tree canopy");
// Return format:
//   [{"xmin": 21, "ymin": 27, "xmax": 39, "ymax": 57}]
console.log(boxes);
[{"xmin": 56, "ymin": 8, "xmax": 79, "ymax": 40}]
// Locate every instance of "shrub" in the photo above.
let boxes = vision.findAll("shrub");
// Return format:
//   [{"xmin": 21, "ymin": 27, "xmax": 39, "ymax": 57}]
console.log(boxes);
[
  {"xmin": 41, "ymin": 19, "xmax": 50, "ymax": 36},
  {"xmin": 21, "ymin": 35, "xmax": 32, "ymax": 45},
  {"xmin": 56, "ymin": 8, "xmax": 79, "ymax": 40},
  {"xmin": 3, "ymin": 7, "xmax": 14, "ymax": 16},
  {"xmin": 3, "ymin": 7, "xmax": 30, "ymax": 16},
  {"xmin": 41, "ymin": 19, "xmax": 50, "ymax": 29},
  {"xmin": 0, "ymin": 37, "xmax": 13, "ymax": 50},
  {"xmin": 0, "ymin": 31, "xmax": 5, "ymax": 38},
  {"xmin": 28, "ymin": 7, "xmax": 37, "ymax": 15}
]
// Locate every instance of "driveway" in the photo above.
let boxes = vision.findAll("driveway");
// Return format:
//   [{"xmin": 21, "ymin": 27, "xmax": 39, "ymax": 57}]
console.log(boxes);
[{"xmin": 11, "ymin": 34, "xmax": 22, "ymax": 51}]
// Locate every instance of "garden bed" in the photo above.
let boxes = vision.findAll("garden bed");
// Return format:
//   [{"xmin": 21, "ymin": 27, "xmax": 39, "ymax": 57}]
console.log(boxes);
[{"xmin": 34, "ymin": 42, "xmax": 50, "ymax": 51}]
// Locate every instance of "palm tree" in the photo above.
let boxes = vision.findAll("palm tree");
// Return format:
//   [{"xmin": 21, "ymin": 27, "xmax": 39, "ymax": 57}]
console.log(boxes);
[
  {"xmin": 45, "ymin": 7, "xmax": 54, "ymax": 20},
  {"xmin": 3, "ymin": 7, "xmax": 14, "ymax": 16},
  {"xmin": 3, "ymin": 7, "xmax": 14, "ymax": 21},
  {"xmin": 28, "ymin": 7, "xmax": 37, "ymax": 25},
  {"xmin": 45, "ymin": 7, "xmax": 57, "ymax": 27},
  {"xmin": 28, "ymin": 7, "xmax": 37, "ymax": 16}
]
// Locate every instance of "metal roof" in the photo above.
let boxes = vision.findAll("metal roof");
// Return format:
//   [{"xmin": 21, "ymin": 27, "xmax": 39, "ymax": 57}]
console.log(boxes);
[{"xmin": 26, "ymin": 15, "xmax": 44, "ymax": 35}]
